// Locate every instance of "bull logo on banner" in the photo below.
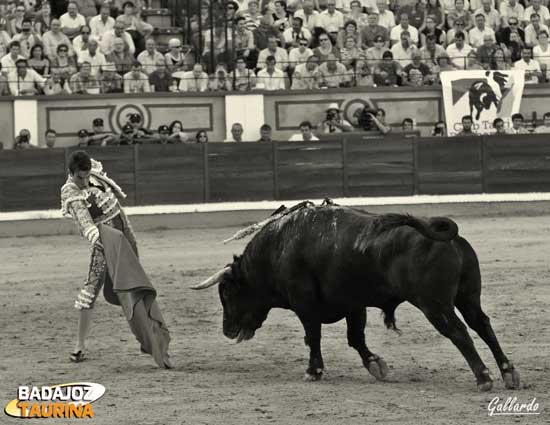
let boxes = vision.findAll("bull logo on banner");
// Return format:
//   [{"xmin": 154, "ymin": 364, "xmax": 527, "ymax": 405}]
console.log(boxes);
[{"xmin": 441, "ymin": 70, "xmax": 525, "ymax": 135}]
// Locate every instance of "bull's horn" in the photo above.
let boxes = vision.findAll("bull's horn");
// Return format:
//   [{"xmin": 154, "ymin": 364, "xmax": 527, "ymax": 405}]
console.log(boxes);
[{"xmin": 191, "ymin": 266, "xmax": 231, "ymax": 290}]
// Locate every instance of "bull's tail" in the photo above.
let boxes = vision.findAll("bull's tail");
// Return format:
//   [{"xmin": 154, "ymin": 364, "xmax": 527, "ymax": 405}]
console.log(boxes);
[{"xmin": 373, "ymin": 214, "xmax": 458, "ymax": 241}]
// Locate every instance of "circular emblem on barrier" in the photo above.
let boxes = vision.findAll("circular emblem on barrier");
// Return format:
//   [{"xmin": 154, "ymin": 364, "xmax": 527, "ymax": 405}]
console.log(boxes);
[
  {"xmin": 110, "ymin": 104, "xmax": 151, "ymax": 132},
  {"xmin": 342, "ymin": 98, "xmax": 378, "ymax": 123}
]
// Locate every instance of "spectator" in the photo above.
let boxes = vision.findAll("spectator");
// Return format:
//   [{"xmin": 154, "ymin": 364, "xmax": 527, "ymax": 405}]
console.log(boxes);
[
  {"xmin": 407, "ymin": 67, "xmax": 423, "ymax": 86},
  {"xmin": 12, "ymin": 19, "xmax": 41, "ymax": 59},
  {"xmin": 253, "ymin": 15, "xmax": 281, "ymax": 51},
  {"xmin": 319, "ymin": 0, "xmax": 345, "ymax": 36},
  {"xmin": 294, "ymin": 0, "xmax": 320, "ymax": 33},
  {"xmin": 534, "ymin": 112, "xmax": 550, "ymax": 133},
  {"xmin": 447, "ymin": 0, "xmax": 472, "ymax": 31},
  {"xmin": 242, "ymin": 0, "xmax": 262, "ymax": 31},
  {"xmin": 155, "ymin": 125, "xmax": 172, "ymax": 144},
  {"xmin": 229, "ymin": 56, "xmax": 256, "ymax": 91},
  {"xmin": 493, "ymin": 117, "xmax": 506, "ymax": 134},
  {"xmin": 402, "ymin": 118, "xmax": 414, "ymax": 131},
  {"xmin": 51, "ymin": 44, "xmax": 77, "ymax": 82},
  {"xmin": 168, "ymin": 120, "xmax": 189, "ymax": 142},
  {"xmin": 391, "ymin": 30, "xmax": 418, "ymax": 67},
  {"xmin": 137, "ymin": 38, "xmax": 165, "ymax": 75},
  {"xmin": 507, "ymin": 113, "xmax": 529, "ymax": 133},
  {"xmin": 524, "ymin": 13, "xmax": 549, "ymax": 48},
  {"xmin": 226, "ymin": 122, "xmax": 244, "ymax": 142},
  {"xmin": 474, "ymin": 0, "xmax": 500, "ymax": 33},
  {"xmin": 469, "ymin": 13, "xmax": 495, "ymax": 49},
  {"xmin": 195, "ymin": 130, "xmax": 208, "ymax": 143},
  {"xmin": 256, "ymin": 55, "xmax": 286, "ymax": 90},
  {"xmin": 1, "ymin": 41, "xmax": 25, "ymax": 76},
  {"xmin": 425, "ymin": 0, "xmax": 445, "ymax": 30},
  {"xmin": 8, "ymin": 3, "xmax": 27, "ymax": 36},
  {"xmin": 376, "ymin": 0, "xmax": 396, "ymax": 32},
  {"xmin": 77, "ymin": 128, "xmax": 90, "ymax": 146},
  {"xmin": 87, "ymin": 118, "xmax": 116, "ymax": 145},
  {"xmin": 534, "ymin": 31, "xmax": 550, "ymax": 80},
  {"xmin": 117, "ymin": 123, "xmax": 138, "ymax": 145},
  {"xmin": 89, "ymin": 3, "xmax": 115, "ymax": 44},
  {"xmin": 434, "ymin": 52, "xmax": 457, "ymax": 76},
  {"xmin": 42, "ymin": 19, "xmax": 73, "ymax": 60},
  {"xmin": 70, "ymin": 61, "xmax": 100, "ymax": 94},
  {"xmin": 336, "ymin": 20, "xmax": 361, "ymax": 50},
  {"xmin": 365, "ymin": 34, "xmax": 390, "ymax": 69},
  {"xmin": 466, "ymin": 49, "xmax": 484, "ymax": 69},
  {"xmin": 289, "ymin": 37, "xmax": 314, "ymax": 73},
  {"xmin": 354, "ymin": 106, "xmax": 391, "ymax": 132},
  {"xmin": 390, "ymin": 13, "xmax": 419, "ymax": 46},
  {"xmin": 107, "ymin": 37, "xmax": 133, "ymax": 75},
  {"xmin": 14, "ymin": 129, "xmax": 34, "ymax": 149},
  {"xmin": 361, "ymin": 14, "xmax": 388, "ymax": 50},
  {"xmin": 290, "ymin": 55, "xmax": 320, "ymax": 89},
  {"xmin": 77, "ymin": 39, "xmax": 105, "ymax": 77},
  {"xmin": 340, "ymin": 35, "xmax": 365, "ymax": 70},
  {"xmin": 420, "ymin": 14, "xmax": 446, "ymax": 47},
  {"xmin": 178, "ymin": 63, "xmax": 209, "ymax": 92},
  {"xmin": 34, "ymin": 2, "xmax": 53, "ymax": 35},
  {"xmin": 209, "ymin": 65, "xmax": 232, "ymax": 91},
  {"xmin": 232, "ymin": 16, "xmax": 257, "ymax": 65},
  {"xmin": 0, "ymin": 65, "xmax": 10, "ymax": 95},
  {"xmin": 9, "ymin": 58, "xmax": 46, "ymax": 95},
  {"xmin": 476, "ymin": 34, "xmax": 499, "ymax": 69},
  {"xmin": 76, "ymin": 0, "xmax": 98, "ymax": 19},
  {"xmin": 446, "ymin": 30, "xmax": 473, "ymax": 69},
  {"xmin": 117, "ymin": 1, "xmax": 153, "ymax": 54},
  {"xmin": 149, "ymin": 65, "xmax": 176, "ymax": 92},
  {"xmin": 507, "ymin": 31, "xmax": 524, "ymax": 62},
  {"xmin": 0, "ymin": 22, "xmax": 11, "ymax": 59},
  {"xmin": 346, "ymin": 1, "xmax": 368, "ymax": 28},
  {"xmin": 431, "ymin": 120, "xmax": 447, "ymax": 136},
  {"xmin": 258, "ymin": 124, "xmax": 273, "ymax": 142},
  {"xmin": 123, "ymin": 61, "xmax": 150, "ymax": 93},
  {"xmin": 72, "ymin": 25, "xmax": 94, "ymax": 58},
  {"xmin": 397, "ymin": 0, "xmax": 426, "ymax": 30},
  {"xmin": 318, "ymin": 53, "xmax": 349, "ymax": 87},
  {"xmin": 496, "ymin": 17, "xmax": 524, "ymax": 46},
  {"xmin": 257, "ymin": 35, "xmax": 289, "ymax": 71},
  {"xmin": 312, "ymin": 32, "xmax": 341, "ymax": 63},
  {"xmin": 354, "ymin": 60, "xmax": 375, "ymax": 86},
  {"xmin": 446, "ymin": 18, "xmax": 470, "ymax": 45},
  {"xmin": 374, "ymin": 50, "xmax": 401, "ymax": 85},
  {"xmin": 491, "ymin": 47, "xmax": 512, "ymax": 70},
  {"xmin": 319, "ymin": 103, "xmax": 353, "ymax": 133},
  {"xmin": 403, "ymin": 51, "xmax": 432, "ymax": 85},
  {"xmin": 44, "ymin": 68, "xmax": 72, "ymax": 94},
  {"xmin": 60, "ymin": 1, "xmax": 86, "ymax": 41},
  {"xmin": 28, "ymin": 45, "xmax": 50, "ymax": 76},
  {"xmin": 288, "ymin": 121, "xmax": 319, "ymax": 141},
  {"xmin": 272, "ymin": 0, "xmax": 291, "ymax": 32},
  {"xmin": 44, "ymin": 129, "xmax": 57, "ymax": 148},
  {"xmin": 99, "ymin": 62, "xmax": 123, "ymax": 93},
  {"xmin": 165, "ymin": 39, "xmax": 193, "ymax": 73},
  {"xmin": 514, "ymin": 48, "xmax": 541, "ymax": 84},
  {"xmin": 420, "ymin": 34, "xmax": 446, "ymax": 72},
  {"xmin": 282, "ymin": 16, "xmax": 312, "ymax": 50},
  {"xmin": 100, "ymin": 18, "xmax": 135, "ymax": 56},
  {"xmin": 456, "ymin": 115, "xmax": 476, "ymax": 136},
  {"xmin": 500, "ymin": 0, "xmax": 524, "ymax": 29},
  {"xmin": 524, "ymin": 0, "xmax": 550, "ymax": 27}
]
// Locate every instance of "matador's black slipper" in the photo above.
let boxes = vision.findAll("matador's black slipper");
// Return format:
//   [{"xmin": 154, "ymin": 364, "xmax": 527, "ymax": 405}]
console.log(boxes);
[{"xmin": 70, "ymin": 351, "xmax": 86, "ymax": 363}]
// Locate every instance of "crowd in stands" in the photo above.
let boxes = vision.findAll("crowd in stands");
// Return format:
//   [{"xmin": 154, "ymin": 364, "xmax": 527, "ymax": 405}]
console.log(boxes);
[{"xmin": 1, "ymin": 0, "xmax": 550, "ymax": 95}]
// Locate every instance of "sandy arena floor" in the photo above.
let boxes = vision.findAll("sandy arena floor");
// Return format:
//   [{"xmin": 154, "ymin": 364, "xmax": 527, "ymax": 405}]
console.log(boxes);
[{"xmin": 1, "ymin": 205, "xmax": 549, "ymax": 424}]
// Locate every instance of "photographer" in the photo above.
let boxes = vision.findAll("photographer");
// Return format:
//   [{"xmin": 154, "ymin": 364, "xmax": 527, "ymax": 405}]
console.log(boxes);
[
  {"xmin": 14, "ymin": 129, "xmax": 36, "ymax": 149},
  {"xmin": 431, "ymin": 121, "xmax": 447, "ymax": 136},
  {"xmin": 353, "ymin": 106, "xmax": 391, "ymax": 134},
  {"xmin": 320, "ymin": 103, "xmax": 353, "ymax": 134}
]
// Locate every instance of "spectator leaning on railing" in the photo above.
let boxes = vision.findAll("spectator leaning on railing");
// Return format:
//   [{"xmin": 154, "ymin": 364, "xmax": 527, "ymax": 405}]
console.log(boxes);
[
  {"xmin": 9, "ymin": 58, "xmax": 45, "ymax": 95},
  {"xmin": 256, "ymin": 55, "xmax": 286, "ymax": 90},
  {"xmin": 123, "ymin": 60, "xmax": 150, "ymax": 93}
]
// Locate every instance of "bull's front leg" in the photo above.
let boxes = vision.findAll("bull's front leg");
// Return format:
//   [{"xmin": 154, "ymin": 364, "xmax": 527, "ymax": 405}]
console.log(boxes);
[{"xmin": 299, "ymin": 318, "xmax": 324, "ymax": 381}]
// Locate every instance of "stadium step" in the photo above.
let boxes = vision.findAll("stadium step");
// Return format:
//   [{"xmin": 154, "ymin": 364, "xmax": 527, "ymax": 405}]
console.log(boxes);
[{"xmin": 142, "ymin": 8, "xmax": 173, "ymax": 28}]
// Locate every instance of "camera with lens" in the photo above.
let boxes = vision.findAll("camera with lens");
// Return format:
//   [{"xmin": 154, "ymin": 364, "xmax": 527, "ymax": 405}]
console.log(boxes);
[
  {"xmin": 326, "ymin": 110, "xmax": 338, "ymax": 121},
  {"xmin": 357, "ymin": 107, "xmax": 378, "ymax": 131},
  {"xmin": 19, "ymin": 134, "xmax": 29, "ymax": 143}
]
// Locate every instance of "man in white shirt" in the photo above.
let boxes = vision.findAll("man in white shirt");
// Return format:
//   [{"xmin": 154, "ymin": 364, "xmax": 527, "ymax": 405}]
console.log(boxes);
[
  {"xmin": 535, "ymin": 112, "xmax": 550, "ymax": 133},
  {"xmin": 524, "ymin": 0, "xmax": 550, "ymax": 27},
  {"xmin": 123, "ymin": 61, "xmax": 151, "ymax": 93},
  {"xmin": 1, "ymin": 41, "xmax": 25, "ymax": 76},
  {"xmin": 42, "ymin": 19, "xmax": 74, "ymax": 60},
  {"xmin": 288, "ymin": 121, "xmax": 319, "ymax": 141},
  {"xmin": 257, "ymin": 36, "xmax": 289, "ymax": 71},
  {"xmin": 291, "ymin": 55, "xmax": 320, "ymax": 89},
  {"xmin": 256, "ymin": 55, "xmax": 286, "ymax": 90},
  {"xmin": 500, "ymin": 0, "xmax": 524, "ymax": 28},
  {"xmin": 506, "ymin": 113, "xmax": 530, "ymax": 133},
  {"xmin": 514, "ymin": 47, "xmax": 542, "ymax": 84},
  {"xmin": 390, "ymin": 31, "xmax": 418, "ymax": 68},
  {"xmin": 9, "ymin": 59, "xmax": 46, "ymax": 95},
  {"xmin": 72, "ymin": 25, "xmax": 97, "ymax": 57},
  {"xmin": 89, "ymin": 3, "xmax": 115, "ymax": 44},
  {"xmin": 474, "ymin": 0, "xmax": 501, "ymax": 32},
  {"xmin": 60, "ymin": 1, "xmax": 86, "ymax": 40},
  {"xmin": 282, "ymin": 17, "xmax": 312, "ymax": 49},
  {"xmin": 469, "ymin": 14, "xmax": 496, "ymax": 48},
  {"xmin": 225, "ymin": 123, "xmax": 245, "ymax": 142},
  {"xmin": 12, "ymin": 19, "xmax": 42, "ymax": 59},
  {"xmin": 293, "ymin": 0, "xmax": 319, "ymax": 33},
  {"xmin": 288, "ymin": 38, "xmax": 313, "ymax": 71},
  {"xmin": 177, "ymin": 63, "xmax": 209, "ymax": 92},
  {"xmin": 524, "ymin": 13, "xmax": 549, "ymax": 47},
  {"xmin": 376, "ymin": 0, "xmax": 396, "ymax": 31},
  {"xmin": 318, "ymin": 0, "xmax": 345, "ymax": 35},
  {"xmin": 77, "ymin": 39, "xmax": 106, "ymax": 77},
  {"xmin": 390, "ymin": 13, "xmax": 419, "ymax": 46},
  {"xmin": 446, "ymin": 31, "xmax": 473, "ymax": 69},
  {"xmin": 100, "ymin": 18, "xmax": 136, "ymax": 56},
  {"xmin": 137, "ymin": 38, "xmax": 165, "ymax": 75}
]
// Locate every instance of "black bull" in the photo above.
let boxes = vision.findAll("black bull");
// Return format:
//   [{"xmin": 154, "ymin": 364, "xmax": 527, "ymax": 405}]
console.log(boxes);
[{"xmin": 193, "ymin": 206, "xmax": 520, "ymax": 391}]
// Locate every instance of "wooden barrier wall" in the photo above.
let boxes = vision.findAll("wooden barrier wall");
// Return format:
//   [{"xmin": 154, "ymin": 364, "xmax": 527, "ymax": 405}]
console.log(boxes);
[{"xmin": 1, "ymin": 134, "xmax": 550, "ymax": 212}]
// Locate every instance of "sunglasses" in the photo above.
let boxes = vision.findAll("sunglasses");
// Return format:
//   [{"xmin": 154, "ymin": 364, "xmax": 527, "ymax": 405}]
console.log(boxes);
[
  {"xmin": 455, "ymin": 22, "xmax": 464, "ymax": 26},
  {"xmin": 82, "ymin": 31, "xmax": 90, "ymax": 34},
  {"xmin": 509, "ymin": 21, "xmax": 518, "ymax": 25},
  {"xmin": 16, "ymin": 8, "xmax": 25, "ymax": 11},
  {"xmin": 320, "ymin": 38, "xmax": 329, "ymax": 41},
  {"xmin": 227, "ymin": 6, "xmax": 235, "ymax": 9},
  {"xmin": 59, "ymin": 49, "xmax": 68, "ymax": 52}
]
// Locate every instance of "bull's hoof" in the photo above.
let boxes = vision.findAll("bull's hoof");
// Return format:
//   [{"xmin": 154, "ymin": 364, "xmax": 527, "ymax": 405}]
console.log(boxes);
[
  {"xmin": 303, "ymin": 368, "xmax": 323, "ymax": 382},
  {"xmin": 477, "ymin": 380, "xmax": 493, "ymax": 392},
  {"xmin": 503, "ymin": 368, "xmax": 521, "ymax": 390},
  {"xmin": 366, "ymin": 356, "xmax": 389, "ymax": 381}
]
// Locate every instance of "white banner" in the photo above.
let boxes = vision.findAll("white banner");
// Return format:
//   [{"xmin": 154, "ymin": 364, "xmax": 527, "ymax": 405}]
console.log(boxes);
[{"xmin": 441, "ymin": 70, "xmax": 525, "ymax": 136}]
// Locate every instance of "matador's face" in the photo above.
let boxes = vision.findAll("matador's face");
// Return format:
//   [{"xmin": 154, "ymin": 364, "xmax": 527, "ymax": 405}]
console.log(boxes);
[{"xmin": 72, "ymin": 170, "xmax": 91, "ymax": 189}]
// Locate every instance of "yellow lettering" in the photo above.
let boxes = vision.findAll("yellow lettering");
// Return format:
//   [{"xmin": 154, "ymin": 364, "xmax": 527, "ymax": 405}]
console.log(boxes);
[
  {"xmin": 28, "ymin": 403, "xmax": 41, "ymax": 418},
  {"xmin": 17, "ymin": 401, "xmax": 29, "ymax": 418},
  {"xmin": 82, "ymin": 403, "xmax": 94, "ymax": 418},
  {"xmin": 69, "ymin": 403, "xmax": 81, "ymax": 417},
  {"xmin": 41, "ymin": 402, "xmax": 53, "ymax": 418},
  {"xmin": 53, "ymin": 403, "xmax": 65, "ymax": 418}
]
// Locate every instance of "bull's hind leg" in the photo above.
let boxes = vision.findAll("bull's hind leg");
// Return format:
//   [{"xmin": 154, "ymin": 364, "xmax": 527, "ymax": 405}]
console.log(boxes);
[
  {"xmin": 346, "ymin": 309, "xmax": 389, "ymax": 380},
  {"xmin": 456, "ymin": 294, "xmax": 521, "ymax": 390},
  {"xmin": 299, "ymin": 318, "xmax": 325, "ymax": 381},
  {"xmin": 421, "ymin": 305, "xmax": 493, "ymax": 391}
]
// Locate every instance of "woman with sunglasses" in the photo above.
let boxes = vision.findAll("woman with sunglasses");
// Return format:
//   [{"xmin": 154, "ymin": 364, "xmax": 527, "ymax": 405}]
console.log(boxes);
[
  {"xmin": 195, "ymin": 130, "xmax": 208, "ymax": 143},
  {"xmin": 28, "ymin": 44, "xmax": 50, "ymax": 75},
  {"xmin": 51, "ymin": 43, "xmax": 77, "ymax": 82},
  {"xmin": 365, "ymin": 35, "xmax": 389, "ymax": 71},
  {"xmin": 167, "ymin": 120, "xmax": 190, "ymax": 142},
  {"xmin": 313, "ymin": 32, "xmax": 341, "ymax": 63},
  {"xmin": 446, "ymin": 18, "xmax": 471, "ymax": 45},
  {"xmin": 446, "ymin": 0, "xmax": 473, "ymax": 32}
]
